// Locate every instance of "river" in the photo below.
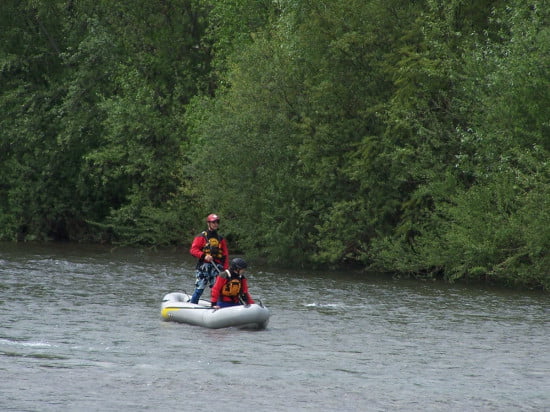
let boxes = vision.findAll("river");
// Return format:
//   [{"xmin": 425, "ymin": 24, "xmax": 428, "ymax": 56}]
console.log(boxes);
[{"xmin": 1, "ymin": 242, "xmax": 548, "ymax": 411}]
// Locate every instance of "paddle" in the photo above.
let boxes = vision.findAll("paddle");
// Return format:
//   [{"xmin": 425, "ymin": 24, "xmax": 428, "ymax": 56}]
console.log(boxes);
[{"xmin": 210, "ymin": 262, "xmax": 223, "ymax": 274}]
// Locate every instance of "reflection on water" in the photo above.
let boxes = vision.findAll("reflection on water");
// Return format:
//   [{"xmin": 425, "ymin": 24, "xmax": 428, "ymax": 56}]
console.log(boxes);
[{"xmin": 1, "ymin": 242, "xmax": 548, "ymax": 411}]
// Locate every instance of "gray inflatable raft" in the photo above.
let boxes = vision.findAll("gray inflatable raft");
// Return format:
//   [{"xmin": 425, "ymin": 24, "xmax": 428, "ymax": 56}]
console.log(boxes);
[{"xmin": 161, "ymin": 292, "xmax": 269, "ymax": 330}]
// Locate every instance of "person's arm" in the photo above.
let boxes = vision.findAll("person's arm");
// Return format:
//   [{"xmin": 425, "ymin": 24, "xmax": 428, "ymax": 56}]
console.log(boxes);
[
  {"xmin": 211, "ymin": 275, "xmax": 224, "ymax": 306},
  {"xmin": 190, "ymin": 235, "xmax": 206, "ymax": 260},
  {"xmin": 241, "ymin": 277, "xmax": 254, "ymax": 304}
]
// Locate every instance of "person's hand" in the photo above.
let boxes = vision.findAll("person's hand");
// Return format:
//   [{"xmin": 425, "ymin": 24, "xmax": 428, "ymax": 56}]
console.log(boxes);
[{"xmin": 204, "ymin": 254, "xmax": 213, "ymax": 263}]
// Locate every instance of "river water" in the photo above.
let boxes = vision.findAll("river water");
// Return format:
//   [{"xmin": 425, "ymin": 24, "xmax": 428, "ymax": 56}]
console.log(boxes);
[{"xmin": 1, "ymin": 243, "xmax": 548, "ymax": 411}]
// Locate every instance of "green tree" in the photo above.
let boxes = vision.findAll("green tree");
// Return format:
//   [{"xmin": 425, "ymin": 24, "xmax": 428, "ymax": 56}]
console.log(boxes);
[
  {"xmin": 187, "ymin": 0, "xmax": 417, "ymax": 263},
  {"xmin": 372, "ymin": 0, "xmax": 549, "ymax": 289},
  {"xmin": 0, "ymin": 0, "xmax": 93, "ymax": 240},
  {"xmin": 80, "ymin": 0, "xmax": 210, "ymax": 244},
  {"xmin": 426, "ymin": 1, "xmax": 549, "ymax": 288},
  {"xmin": 1, "ymin": 0, "xmax": 210, "ymax": 243}
]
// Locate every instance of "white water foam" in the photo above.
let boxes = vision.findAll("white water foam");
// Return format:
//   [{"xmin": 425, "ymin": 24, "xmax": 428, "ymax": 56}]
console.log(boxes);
[{"xmin": 0, "ymin": 338, "xmax": 52, "ymax": 348}]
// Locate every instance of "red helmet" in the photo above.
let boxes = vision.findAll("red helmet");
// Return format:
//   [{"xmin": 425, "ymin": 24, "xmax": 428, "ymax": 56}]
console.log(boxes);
[{"xmin": 206, "ymin": 214, "xmax": 220, "ymax": 222}]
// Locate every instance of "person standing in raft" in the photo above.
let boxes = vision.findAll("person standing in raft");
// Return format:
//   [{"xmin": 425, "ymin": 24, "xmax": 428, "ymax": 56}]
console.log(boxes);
[
  {"xmin": 189, "ymin": 214, "xmax": 229, "ymax": 304},
  {"xmin": 211, "ymin": 258, "xmax": 255, "ymax": 308}
]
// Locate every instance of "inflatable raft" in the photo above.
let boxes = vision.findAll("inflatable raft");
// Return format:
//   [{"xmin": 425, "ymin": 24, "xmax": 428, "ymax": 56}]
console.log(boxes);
[{"xmin": 161, "ymin": 292, "xmax": 270, "ymax": 330}]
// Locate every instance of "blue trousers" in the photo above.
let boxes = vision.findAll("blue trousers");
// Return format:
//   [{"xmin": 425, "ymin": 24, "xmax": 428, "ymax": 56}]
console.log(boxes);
[{"xmin": 217, "ymin": 301, "xmax": 242, "ymax": 308}]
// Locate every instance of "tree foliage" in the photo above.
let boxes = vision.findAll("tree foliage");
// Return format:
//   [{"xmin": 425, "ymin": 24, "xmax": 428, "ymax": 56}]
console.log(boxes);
[
  {"xmin": 1, "ymin": 0, "xmax": 548, "ymax": 289},
  {"xmin": 1, "ymin": 0, "xmax": 208, "ymax": 243}
]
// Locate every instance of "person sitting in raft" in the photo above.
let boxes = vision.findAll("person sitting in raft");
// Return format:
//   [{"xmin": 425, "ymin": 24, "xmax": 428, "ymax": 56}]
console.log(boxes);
[{"xmin": 211, "ymin": 258, "xmax": 255, "ymax": 309}]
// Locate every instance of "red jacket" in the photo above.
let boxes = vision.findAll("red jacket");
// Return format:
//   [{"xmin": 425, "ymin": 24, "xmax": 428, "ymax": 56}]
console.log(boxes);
[
  {"xmin": 211, "ymin": 271, "xmax": 254, "ymax": 305},
  {"xmin": 190, "ymin": 230, "xmax": 229, "ymax": 270}
]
